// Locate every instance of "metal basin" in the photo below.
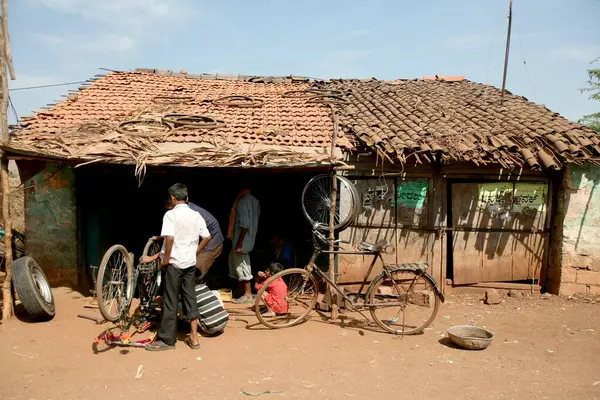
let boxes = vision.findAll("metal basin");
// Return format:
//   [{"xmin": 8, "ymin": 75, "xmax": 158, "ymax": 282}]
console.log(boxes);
[{"xmin": 446, "ymin": 325, "xmax": 494, "ymax": 350}]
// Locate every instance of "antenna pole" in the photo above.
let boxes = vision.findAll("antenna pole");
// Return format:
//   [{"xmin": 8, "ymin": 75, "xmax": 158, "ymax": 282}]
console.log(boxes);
[{"xmin": 500, "ymin": 0, "xmax": 513, "ymax": 106}]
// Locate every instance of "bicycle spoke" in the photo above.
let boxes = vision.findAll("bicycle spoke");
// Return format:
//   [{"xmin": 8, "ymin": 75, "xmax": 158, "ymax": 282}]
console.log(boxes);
[
  {"xmin": 96, "ymin": 245, "xmax": 133, "ymax": 323},
  {"xmin": 302, "ymin": 174, "xmax": 358, "ymax": 232},
  {"xmin": 369, "ymin": 271, "xmax": 440, "ymax": 335},
  {"xmin": 255, "ymin": 269, "xmax": 319, "ymax": 329}
]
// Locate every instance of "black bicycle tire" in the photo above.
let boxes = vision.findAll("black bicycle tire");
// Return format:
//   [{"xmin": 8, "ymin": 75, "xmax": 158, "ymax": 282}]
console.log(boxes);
[
  {"xmin": 95, "ymin": 245, "xmax": 134, "ymax": 323},
  {"xmin": 161, "ymin": 114, "xmax": 225, "ymax": 129},
  {"xmin": 366, "ymin": 269, "xmax": 440, "ymax": 335},
  {"xmin": 306, "ymin": 94, "xmax": 349, "ymax": 106},
  {"xmin": 301, "ymin": 174, "xmax": 360, "ymax": 232},
  {"xmin": 254, "ymin": 268, "xmax": 319, "ymax": 329},
  {"xmin": 140, "ymin": 239, "xmax": 161, "ymax": 301},
  {"xmin": 212, "ymin": 95, "xmax": 264, "ymax": 108},
  {"xmin": 116, "ymin": 120, "xmax": 172, "ymax": 136}
]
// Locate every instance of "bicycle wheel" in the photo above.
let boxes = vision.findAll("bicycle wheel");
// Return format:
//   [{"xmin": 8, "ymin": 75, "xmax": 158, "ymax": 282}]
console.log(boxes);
[
  {"xmin": 254, "ymin": 268, "xmax": 319, "ymax": 329},
  {"xmin": 367, "ymin": 269, "xmax": 440, "ymax": 335},
  {"xmin": 302, "ymin": 174, "xmax": 360, "ymax": 232},
  {"xmin": 95, "ymin": 245, "xmax": 134, "ymax": 323},
  {"xmin": 139, "ymin": 238, "xmax": 161, "ymax": 301}
]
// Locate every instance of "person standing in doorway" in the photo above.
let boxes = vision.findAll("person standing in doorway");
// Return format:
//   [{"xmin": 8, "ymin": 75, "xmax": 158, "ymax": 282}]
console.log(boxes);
[
  {"xmin": 188, "ymin": 202, "xmax": 224, "ymax": 283},
  {"xmin": 142, "ymin": 183, "xmax": 212, "ymax": 351},
  {"xmin": 228, "ymin": 183, "xmax": 260, "ymax": 304},
  {"xmin": 164, "ymin": 199, "xmax": 224, "ymax": 283}
]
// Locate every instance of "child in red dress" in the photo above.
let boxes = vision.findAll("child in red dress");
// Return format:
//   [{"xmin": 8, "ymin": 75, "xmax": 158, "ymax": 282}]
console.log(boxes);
[{"xmin": 255, "ymin": 263, "xmax": 288, "ymax": 316}]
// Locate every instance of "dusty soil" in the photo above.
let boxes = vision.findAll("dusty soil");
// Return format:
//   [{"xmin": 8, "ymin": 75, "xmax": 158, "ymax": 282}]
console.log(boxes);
[{"xmin": 1, "ymin": 289, "xmax": 600, "ymax": 400}]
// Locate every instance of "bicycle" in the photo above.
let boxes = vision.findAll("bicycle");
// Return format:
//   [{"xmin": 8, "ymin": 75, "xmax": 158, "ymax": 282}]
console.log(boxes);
[
  {"xmin": 254, "ymin": 173, "xmax": 445, "ymax": 334},
  {"xmin": 94, "ymin": 238, "xmax": 161, "ymax": 346},
  {"xmin": 255, "ymin": 229, "xmax": 444, "ymax": 334}
]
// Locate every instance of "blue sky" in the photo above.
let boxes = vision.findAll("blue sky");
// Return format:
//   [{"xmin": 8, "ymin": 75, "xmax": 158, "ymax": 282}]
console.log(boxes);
[{"xmin": 7, "ymin": 0, "xmax": 600, "ymax": 125}]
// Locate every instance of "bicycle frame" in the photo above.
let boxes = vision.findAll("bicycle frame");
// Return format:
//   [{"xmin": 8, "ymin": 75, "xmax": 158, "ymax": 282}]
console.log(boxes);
[{"xmin": 305, "ymin": 231, "xmax": 389, "ymax": 311}]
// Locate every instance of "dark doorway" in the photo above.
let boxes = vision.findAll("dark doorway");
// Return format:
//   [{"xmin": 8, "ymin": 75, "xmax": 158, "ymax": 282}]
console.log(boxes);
[{"xmin": 76, "ymin": 165, "xmax": 325, "ymax": 289}]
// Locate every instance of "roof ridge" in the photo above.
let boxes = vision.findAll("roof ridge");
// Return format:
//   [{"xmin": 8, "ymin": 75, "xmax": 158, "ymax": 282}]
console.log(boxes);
[{"xmin": 133, "ymin": 68, "xmax": 320, "ymax": 83}]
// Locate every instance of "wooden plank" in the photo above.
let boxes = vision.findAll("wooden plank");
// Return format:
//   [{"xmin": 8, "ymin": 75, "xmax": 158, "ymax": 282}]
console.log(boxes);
[
  {"xmin": 351, "ymin": 177, "xmax": 396, "ymax": 226},
  {"xmin": 482, "ymin": 232, "xmax": 513, "ymax": 282},
  {"xmin": 338, "ymin": 226, "xmax": 396, "ymax": 283},
  {"xmin": 512, "ymin": 232, "xmax": 544, "ymax": 281},
  {"xmin": 451, "ymin": 230, "xmax": 482, "ymax": 284},
  {"xmin": 469, "ymin": 282, "xmax": 541, "ymax": 291},
  {"xmin": 451, "ymin": 183, "xmax": 483, "ymax": 284},
  {"xmin": 396, "ymin": 229, "xmax": 434, "ymax": 266}
]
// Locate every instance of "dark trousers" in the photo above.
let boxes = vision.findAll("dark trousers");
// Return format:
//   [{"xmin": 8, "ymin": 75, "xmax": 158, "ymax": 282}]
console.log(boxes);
[{"xmin": 157, "ymin": 265, "xmax": 199, "ymax": 346}]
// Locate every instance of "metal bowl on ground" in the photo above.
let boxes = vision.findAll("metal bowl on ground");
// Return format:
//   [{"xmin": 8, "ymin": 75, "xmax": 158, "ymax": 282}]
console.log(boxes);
[{"xmin": 446, "ymin": 325, "xmax": 494, "ymax": 350}]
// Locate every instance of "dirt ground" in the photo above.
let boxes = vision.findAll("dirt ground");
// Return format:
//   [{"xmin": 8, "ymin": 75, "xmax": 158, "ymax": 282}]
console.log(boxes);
[{"xmin": 1, "ymin": 289, "xmax": 600, "ymax": 400}]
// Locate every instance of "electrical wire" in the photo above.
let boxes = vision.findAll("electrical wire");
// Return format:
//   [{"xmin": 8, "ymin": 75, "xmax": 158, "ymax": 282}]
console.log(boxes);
[
  {"xmin": 514, "ymin": 23, "xmax": 537, "ymax": 102},
  {"xmin": 8, "ymin": 81, "xmax": 87, "ymax": 92},
  {"xmin": 8, "ymin": 95, "xmax": 18, "ymax": 122}
]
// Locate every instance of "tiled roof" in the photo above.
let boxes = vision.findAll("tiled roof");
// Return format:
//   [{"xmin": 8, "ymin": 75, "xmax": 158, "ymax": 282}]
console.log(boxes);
[
  {"xmin": 6, "ymin": 70, "xmax": 599, "ymax": 171},
  {"xmin": 12, "ymin": 70, "xmax": 349, "ymax": 149},
  {"xmin": 323, "ymin": 78, "xmax": 600, "ymax": 169}
]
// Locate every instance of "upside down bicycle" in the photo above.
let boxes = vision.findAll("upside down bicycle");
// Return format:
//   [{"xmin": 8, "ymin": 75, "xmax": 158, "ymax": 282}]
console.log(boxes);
[{"xmin": 94, "ymin": 238, "xmax": 162, "ymax": 347}]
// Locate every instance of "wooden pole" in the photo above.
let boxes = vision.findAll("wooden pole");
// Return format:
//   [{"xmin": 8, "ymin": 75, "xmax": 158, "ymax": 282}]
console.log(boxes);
[
  {"xmin": 0, "ymin": 24, "xmax": 7, "ymax": 144},
  {"xmin": 1, "ymin": 0, "xmax": 14, "ymax": 80},
  {"xmin": 500, "ymin": 0, "xmax": 513, "ymax": 106},
  {"xmin": 1, "ymin": 157, "xmax": 13, "ymax": 319},
  {"xmin": 328, "ymin": 107, "xmax": 339, "ymax": 321},
  {"xmin": 0, "ymin": 0, "xmax": 14, "ymax": 320}
]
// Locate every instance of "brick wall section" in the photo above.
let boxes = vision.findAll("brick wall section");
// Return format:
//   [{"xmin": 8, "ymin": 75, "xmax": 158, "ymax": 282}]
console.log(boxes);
[
  {"xmin": 20, "ymin": 162, "xmax": 78, "ymax": 287},
  {"xmin": 550, "ymin": 164, "xmax": 600, "ymax": 296}
]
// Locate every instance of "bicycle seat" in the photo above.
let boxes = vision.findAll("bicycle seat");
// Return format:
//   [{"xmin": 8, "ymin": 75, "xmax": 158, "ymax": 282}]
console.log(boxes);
[{"xmin": 359, "ymin": 240, "xmax": 388, "ymax": 252}]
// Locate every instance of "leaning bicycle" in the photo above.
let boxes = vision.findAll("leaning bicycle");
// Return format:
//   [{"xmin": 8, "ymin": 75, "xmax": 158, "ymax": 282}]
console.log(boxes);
[
  {"xmin": 255, "ymin": 229, "xmax": 444, "ymax": 334},
  {"xmin": 254, "ymin": 173, "xmax": 444, "ymax": 335}
]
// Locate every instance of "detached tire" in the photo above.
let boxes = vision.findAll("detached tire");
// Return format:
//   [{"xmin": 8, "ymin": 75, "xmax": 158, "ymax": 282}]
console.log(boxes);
[{"xmin": 12, "ymin": 256, "xmax": 55, "ymax": 321}]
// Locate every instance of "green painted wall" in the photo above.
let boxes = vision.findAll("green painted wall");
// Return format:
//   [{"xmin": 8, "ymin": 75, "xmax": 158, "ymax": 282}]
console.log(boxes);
[{"xmin": 23, "ymin": 163, "xmax": 78, "ymax": 286}]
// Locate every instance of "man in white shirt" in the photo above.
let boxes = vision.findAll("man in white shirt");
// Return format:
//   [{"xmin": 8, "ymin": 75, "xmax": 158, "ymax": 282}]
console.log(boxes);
[{"xmin": 141, "ymin": 183, "xmax": 212, "ymax": 351}]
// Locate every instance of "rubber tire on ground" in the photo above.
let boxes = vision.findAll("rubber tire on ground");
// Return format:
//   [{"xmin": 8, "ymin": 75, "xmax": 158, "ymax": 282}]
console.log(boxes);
[
  {"xmin": 254, "ymin": 268, "xmax": 319, "ymax": 329},
  {"xmin": 367, "ymin": 269, "xmax": 440, "ymax": 335},
  {"xmin": 11, "ymin": 256, "xmax": 55, "ymax": 321}
]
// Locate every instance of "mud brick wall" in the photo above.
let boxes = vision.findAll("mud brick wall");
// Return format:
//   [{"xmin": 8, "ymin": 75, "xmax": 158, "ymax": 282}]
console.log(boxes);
[
  {"xmin": 549, "ymin": 164, "xmax": 600, "ymax": 295},
  {"xmin": 20, "ymin": 162, "xmax": 78, "ymax": 287}
]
